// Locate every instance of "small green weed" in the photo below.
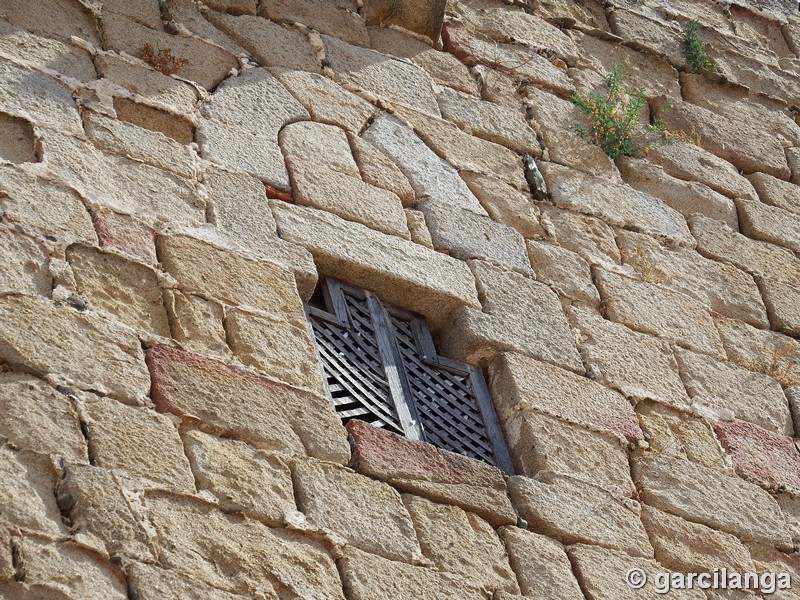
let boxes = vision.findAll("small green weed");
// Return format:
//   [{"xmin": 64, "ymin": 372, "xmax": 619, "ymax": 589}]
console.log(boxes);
[
  {"xmin": 683, "ymin": 19, "xmax": 718, "ymax": 73},
  {"xmin": 571, "ymin": 64, "xmax": 672, "ymax": 159}
]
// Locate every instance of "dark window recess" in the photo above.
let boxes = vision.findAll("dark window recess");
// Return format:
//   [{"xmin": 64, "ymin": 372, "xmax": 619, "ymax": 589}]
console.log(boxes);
[{"xmin": 305, "ymin": 279, "xmax": 514, "ymax": 474}]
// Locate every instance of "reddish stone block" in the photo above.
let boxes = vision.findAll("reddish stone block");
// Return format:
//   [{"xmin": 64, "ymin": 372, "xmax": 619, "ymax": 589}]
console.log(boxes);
[
  {"xmin": 715, "ymin": 419, "xmax": 800, "ymax": 490},
  {"xmin": 146, "ymin": 345, "xmax": 350, "ymax": 463},
  {"xmin": 92, "ymin": 208, "xmax": 157, "ymax": 266},
  {"xmin": 346, "ymin": 419, "xmax": 516, "ymax": 526}
]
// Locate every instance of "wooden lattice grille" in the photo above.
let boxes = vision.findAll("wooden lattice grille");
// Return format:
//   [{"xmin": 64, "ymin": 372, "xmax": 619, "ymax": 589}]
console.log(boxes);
[{"xmin": 305, "ymin": 279, "xmax": 514, "ymax": 473}]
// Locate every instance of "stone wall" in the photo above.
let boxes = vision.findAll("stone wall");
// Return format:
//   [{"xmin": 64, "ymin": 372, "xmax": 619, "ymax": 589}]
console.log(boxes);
[{"xmin": 1, "ymin": 0, "xmax": 800, "ymax": 598}]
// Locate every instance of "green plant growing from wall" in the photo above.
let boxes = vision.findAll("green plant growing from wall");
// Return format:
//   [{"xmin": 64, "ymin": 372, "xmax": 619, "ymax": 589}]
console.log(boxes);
[
  {"xmin": 683, "ymin": 19, "xmax": 719, "ymax": 73},
  {"xmin": 571, "ymin": 64, "xmax": 673, "ymax": 159}
]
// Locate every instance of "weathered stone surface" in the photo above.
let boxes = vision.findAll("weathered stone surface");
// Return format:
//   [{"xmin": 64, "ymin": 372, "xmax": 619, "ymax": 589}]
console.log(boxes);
[
  {"xmin": 100, "ymin": 0, "xmax": 162, "ymax": 29},
  {"xmin": 526, "ymin": 240, "xmax": 599, "ymax": 305},
  {"xmin": 198, "ymin": 0, "xmax": 257, "ymax": 15},
  {"xmin": 92, "ymin": 208, "xmax": 157, "ymax": 266},
  {"xmin": 419, "ymin": 201, "xmax": 530, "ymax": 272},
  {"xmin": 146, "ymin": 493, "xmax": 344, "ymax": 598},
  {"xmin": 147, "ymin": 345, "xmax": 350, "ymax": 463},
  {"xmin": 341, "ymin": 545, "xmax": 485, "ymax": 599},
  {"xmin": 657, "ymin": 97, "xmax": 790, "ymax": 180},
  {"xmin": 197, "ymin": 119, "xmax": 290, "ymax": 190},
  {"xmin": 738, "ymin": 200, "xmax": 800, "ymax": 254},
  {"xmin": 225, "ymin": 308, "xmax": 325, "ymax": 394},
  {"xmin": 508, "ymin": 473, "xmax": 653, "ymax": 557},
  {"xmin": 569, "ymin": 306, "xmax": 689, "ymax": 407},
  {"xmin": 13, "ymin": 537, "xmax": 127, "ymax": 600},
  {"xmin": 442, "ymin": 261, "xmax": 582, "ymax": 371},
  {"xmin": 715, "ymin": 419, "xmax": 800, "ymax": 491},
  {"xmin": 362, "ymin": 114, "xmax": 485, "ymax": 214},
  {"xmin": 0, "ymin": 372, "xmax": 87, "ymax": 462},
  {"xmin": 112, "ymin": 96, "xmax": 195, "ymax": 145},
  {"xmin": 281, "ymin": 121, "xmax": 409, "ymax": 237},
  {"xmin": 548, "ymin": 168, "xmax": 693, "ymax": 245},
  {"xmin": 362, "ymin": 0, "xmax": 446, "ymax": 41},
  {"xmin": 163, "ymin": 290, "xmax": 230, "ymax": 358},
  {"xmin": 0, "ymin": 0, "xmax": 101, "ymax": 46},
  {"xmin": 647, "ymin": 141, "xmax": 758, "ymax": 202},
  {"xmin": 0, "ymin": 58, "xmax": 82, "ymax": 135},
  {"xmin": 788, "ymin": 147, "xmax": 800, "ymax": 185},
  {"xmin": 443, "ymin": 23, "xmax": 574, "ymax": 96},
  {"xmin": 0, "ymin": 112, "xmax": 35, "ymax": 164},
  {"xmin": 43, "ymin": 131, "xmax": 204, "ymax": 227},
  {"xmin": 83, "ymin": 395, "xmax": 195, "ymax": 492},
  {"xmin": 183, "ymin": 429, "xmax": 294, "ymax": 525},
  {"xmin": 56, "ymin": 464, "xmax": 154, "ymax": 560},
  {"xmin": 568, "ymin": 543, "xmax": 702, "ymax": 600},
  {"xmin": 0, "ymin": 526, "xmax": 12, "ymax": 582},
  {"xmin": 393, "ymin": 104, "xmax": 527, "ymax": 192},
  {"xmin": 635, "ymin": 400, "xmax": 728, "ymax": 471},
  {"xmin": 204, "ymin": 11, "xmax": 321, "ymax": 73},
  {"xmin": 690, "ymin": 215, "xmax": 800, "ymax": 287},
  {"xmin": 157, "ymin": 232, "xmax": 303, "ymax": 315},
  {"xmin": 203, "ymin": 167, "xmax": 317, "ymax": 296},
  {"xmin": 489, "ymin": 351, "xmax": 642, "ymax": 443},
  {"xmin": 523, "ymin": 87, "xmax": 617, "ymax": 177},
  {"xmin": 127, "ymin": 562, "xmax": 252, "ymax": 600},
  {"xmin": 163, "ymin": 0, "xmax": 249, "ymax": 56},
  {"xmin": 680, "ymin": 72, "xmax": 800, "ymax": 146},
  {"xmin": 717, "ymin": 318, "xmax": 800, "ymax": 387},
  {"xmin": 0, "ymin": 295, "xmax": 150, "ymax": 402},
  {"xmin": 641, "ymin": 505, "xmax": 755, "ymax": 574},
  {"xmin": 0, "ymin": 15, "xmax": 97, "ymax": 82},
  {"xmin": 505, "ymin": 410, "xmax": 634, "ymax": 498},
  {"xmin": 745, "ymin": 543, "xmax": 800, "ymax": 600},
  {"xmin": 274, "ymin": 68, "xmax": 376, "ymax": 133},
  {"xmin": 761, "ymin": 276, "xmax": 800, "ymax": 338},
  {"xmin": 94, "ymin": 54, "xmax": 200, "ymax": 115},
  {"xmin": 0, "ymin": 446, "xmax": 64, "ymax": 536},
  {"xmin": 461, "ymin": 172, "xmax": 544, "ymax": 239},
  {"xmin": 201, "ymin": 68, "xmax": 308, "ymax": 139},
  {"xmin": 540, "ymin": 205, "xmax": 621, "ymax": 267},
  {"xmin": 634, "ymin": 454, "xmax": 791, "ymax": 549},
  {"xmin": 572, "ymin": 28, "xmax": 680, "ymax": 97},
  {"xmin": 0, "ymin": 166, "xmax": 96, "ymax": 244},
  {"xmin": 260, "ymin": 0, "xmax": 368, "ymax": 47},
  {"xmin": 403, "ymin": 494, "xmax": 519, "ymax": 594},
  {"xmin": 346, "ymin": 419, "xmax": 516, "ymax": 527},
  {"xmin": 324, "ymin": 35, "xmax": 439, "ymax": 116},
  {"xmin": 616, "ymin": 230, "xmax": 768, "ymax": 329},
  {"xmin": 66, "ymin": 244, "xmax": 170, "ymax": 337},
  {"xmin": 776, "ymin": 490, "xmax": 800, "ymax": 547},
  {"xmin": 675, "ymin": 347, "xmax": 793, "ymax": 436},
  {"xmin": 270, "ymin": 201, "xmax": 480, "ymax": 329},
  {"xmin": 596, "ymin": 269, "xmax": 725, "ymax": 358},
  {"xmin": 405, "ymin": 209, "xmax": 433, "ymax": 248},
  {"xmin": 747, "ymin": 172, "xmax": 800, "ymax": 215},
  {"xmin": 349, "ymin": 134, "xmax": 416, "ymax": 206},
  {"xmin": 294, "ymin": 458, "xmax": 422, "ymax": 562},
  {"xmin": 0, "ymin": 229, "xmax": 50, "ymax": 297},
  {"xmin": 456, "ymin": 1, "xmax": 580, "ymax": 65},
  {"xmin": 283, "ymin": 118, "xmax": 346, "ymax": 179},
  {"xmin": 617, "ymin": 156, "xmax": 739, "ymax": 228},
  {"xmin": 82, "ymin": 111, "xmax": 196, "ymax": 178},
  {"xmin": 436, "ymin": 86, "xmax": 541, "ymax": 156},
  {"xmin": 501, "ymin": 527, "xmax": 583, "ymax": 599},
  {"xmin": 205, "ymin": 166, "xmax": 275, "ymax": 234},
  {"xmin": 367, "ymin": 26, "xmax": 478, "ymax": 94},
  {"xmin": 101, "ymin": 14, "xmax": 236, "ymax": 90}
]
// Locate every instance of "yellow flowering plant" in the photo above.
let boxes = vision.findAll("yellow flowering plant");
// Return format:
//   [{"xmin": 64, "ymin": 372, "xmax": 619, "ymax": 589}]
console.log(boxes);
[{"xmin": 571, "ymin": 64, "xmax": 672, "ymax": 159}]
